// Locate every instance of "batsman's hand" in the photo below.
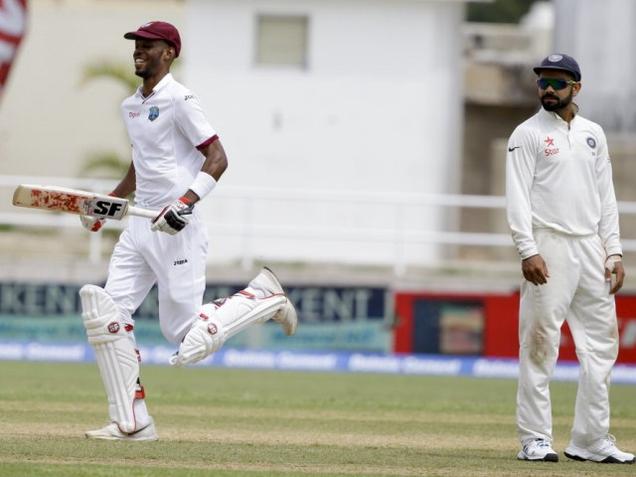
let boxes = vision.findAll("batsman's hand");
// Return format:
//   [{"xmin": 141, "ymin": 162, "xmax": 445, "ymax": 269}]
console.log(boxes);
[
  {"xmin": 522, "ymin": 254, "xmax": 550, "ymax": 285},
  {"xmin": 151, "ymin": 197, "xmax": 194, "ymax": 235},
  {"xmin": 80, "ymin": 191, "xmax": 117, "ymax": 232},
  {"xmin": 605, "ymin": 255, "xmax": 625, "ymax": 294},
  {"xmin": 80, "ymin": 215, "xmax": 105, "ymax": 232}
]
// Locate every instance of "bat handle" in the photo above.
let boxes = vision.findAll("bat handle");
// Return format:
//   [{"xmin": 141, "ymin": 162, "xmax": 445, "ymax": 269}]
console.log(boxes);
[{"xmin": 128, "ymin": 206, "xmax": 159, "ymax": 219}]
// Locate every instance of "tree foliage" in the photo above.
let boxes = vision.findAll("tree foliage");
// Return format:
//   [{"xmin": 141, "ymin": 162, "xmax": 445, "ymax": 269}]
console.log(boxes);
[
  {"xmin": 80, "ymin": 61, "xmax": 139, "ymax": 94},
  {"xmin": 78, "ymin": 60, "xmax": 137, "ymax": 179},
  {"xmin": 467, "ymin": 0, "xmax": 540, "ymax": 24}
]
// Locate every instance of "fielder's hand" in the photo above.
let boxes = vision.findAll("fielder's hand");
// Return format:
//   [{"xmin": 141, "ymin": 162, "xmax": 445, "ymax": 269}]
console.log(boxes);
[
  {"xmin": 605, "ymin": 255, "xmax": 625, "ymax": 294},
  {"xmin": 80, "ymin": 215, "xmax": 105, "ymax": 232},
  {"xmin": 151, "ymin": 197, "xmax": 194, "ymax": 235},
  {"xmin": 522, "ymin": 254, "xmax": 550, "ymax": 285}
]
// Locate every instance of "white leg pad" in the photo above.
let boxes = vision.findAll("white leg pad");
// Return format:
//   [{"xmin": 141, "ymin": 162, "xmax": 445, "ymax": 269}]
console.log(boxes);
[
  {"xmin": 80, "ymin": 284, "xmax": 139, "ymax": 433},
  {"xmin": 171, "ymin": 292, "xmax": 287, "ymax": 367}
]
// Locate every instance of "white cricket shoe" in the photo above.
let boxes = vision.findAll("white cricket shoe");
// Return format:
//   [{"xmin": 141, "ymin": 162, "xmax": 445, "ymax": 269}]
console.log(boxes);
[
  {"xmin": 565, "ymin": 435, "xmax": 635, "ymax": 464},
  {"xmin": 250, "ymin": 267, "xmax": 298, "ymax": 336},
  {"xmin": 85, "ymin": 418, "xmax": 158, "ymax": 441},
  {"xmin": 517, "ymin": 439, "xmax": 559, "ymax": 462}
]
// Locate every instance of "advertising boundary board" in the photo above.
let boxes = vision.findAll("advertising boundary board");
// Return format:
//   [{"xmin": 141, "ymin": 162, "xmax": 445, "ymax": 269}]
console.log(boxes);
[
  {"xmin": 394, "ymin": 291, "xmax": 636, "ymax": 364},
  {"xmin": 0, "ymin": 342, "xmax": 634, "ymax": 384}
]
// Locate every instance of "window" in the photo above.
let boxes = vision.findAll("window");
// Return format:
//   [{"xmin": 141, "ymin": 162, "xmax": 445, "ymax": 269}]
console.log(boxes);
[{"xmin": 255, "ymin": 15, "xmax": 309, "ymax": 69}]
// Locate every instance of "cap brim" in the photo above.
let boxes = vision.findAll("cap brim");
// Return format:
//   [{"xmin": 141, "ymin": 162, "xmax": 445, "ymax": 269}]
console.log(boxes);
[
  {"xmin": 124, "ymin": 31, "xmax": 164, "ymax": 41},
  {"xmin": 533, "ymin": 66, "xmax": 580, "ymax": 80}
]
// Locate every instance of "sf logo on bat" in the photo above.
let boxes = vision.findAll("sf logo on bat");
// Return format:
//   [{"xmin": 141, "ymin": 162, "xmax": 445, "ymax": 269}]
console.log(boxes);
[{"xmin": 88, "ymin": 198, "xmax": 129, "ymax": 219}]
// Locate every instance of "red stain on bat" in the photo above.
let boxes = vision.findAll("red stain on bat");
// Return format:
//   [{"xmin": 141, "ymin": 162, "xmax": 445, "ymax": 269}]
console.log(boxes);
[{"xmin": 29, "ymin": 190, "xmax": 83, "ymax": 213}]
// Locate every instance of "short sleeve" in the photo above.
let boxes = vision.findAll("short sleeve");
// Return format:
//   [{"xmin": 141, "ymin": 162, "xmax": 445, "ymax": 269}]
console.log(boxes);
[{"xmin": 174, "ymin": 92, "xmax": 217, "ymax": 149}]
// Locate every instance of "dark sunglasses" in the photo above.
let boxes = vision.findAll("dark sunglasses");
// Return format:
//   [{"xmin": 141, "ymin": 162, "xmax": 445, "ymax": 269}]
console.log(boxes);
[{"xmin": 537, "ymin": 78, "xmax": 577, "ymax": 90}]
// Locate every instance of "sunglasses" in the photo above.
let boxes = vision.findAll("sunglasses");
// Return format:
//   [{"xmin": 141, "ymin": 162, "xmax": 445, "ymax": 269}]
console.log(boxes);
[{"xmin": 536, "ymin": 78, "xmax": 578, "ymax": 90}]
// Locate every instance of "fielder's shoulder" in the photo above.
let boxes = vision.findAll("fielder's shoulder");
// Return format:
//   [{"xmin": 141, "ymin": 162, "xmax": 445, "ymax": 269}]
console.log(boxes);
[
  {"xmin": 577, "ymin": 114, "xmax": 605, "ymax": 134},
  {"xmin": 509, "ymin": 116, "xmax": 539, "ymax": 143}
]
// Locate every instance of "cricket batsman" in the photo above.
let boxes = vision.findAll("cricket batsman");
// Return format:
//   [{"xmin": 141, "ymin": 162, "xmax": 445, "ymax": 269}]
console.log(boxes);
[
  {"xmin": 506, "ymin": 53, "xmax": 633, "ymax": 464},
  {"xmin": 78, "ymin": 21, "xmax": 297, "ymax": 441}
]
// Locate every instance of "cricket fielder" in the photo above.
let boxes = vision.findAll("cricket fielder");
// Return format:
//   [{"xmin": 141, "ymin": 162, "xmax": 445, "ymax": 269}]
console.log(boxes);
[
  {"xmin": 506, "ymin": 53, "xmax": 634, "ymax": 464},
  {"xmin": 78, "ymin": 21, "xmax": 297, "ymax": 441}
]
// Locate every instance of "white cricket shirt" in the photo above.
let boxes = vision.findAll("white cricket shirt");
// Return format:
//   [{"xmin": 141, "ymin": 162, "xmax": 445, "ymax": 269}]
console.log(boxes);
[
  {"xmin": 121, "ymin": 73, "xmax": 217, "ymax": 208},
  {"xmin": 506, "ymin": 107, "xmax": 622, "ymax": 259}
]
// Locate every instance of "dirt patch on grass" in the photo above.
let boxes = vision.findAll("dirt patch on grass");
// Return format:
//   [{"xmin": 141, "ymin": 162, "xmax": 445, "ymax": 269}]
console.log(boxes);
[
  {"xmin": 0, "ymin": 420, "xmax": 514, "ymax": 451},
  {"xmin": 0, "ymin": 455, "xmax": 630, "ymax": 477},
  {"xmin": 0, "ymin": 455, "xmax": 427, "ymax": 476}
]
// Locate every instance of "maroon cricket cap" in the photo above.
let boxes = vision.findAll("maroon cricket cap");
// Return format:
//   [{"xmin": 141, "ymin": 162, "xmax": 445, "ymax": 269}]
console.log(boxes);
[{"xmin": 124, "ymin": 21, "xmax": 181, "ymax": 57}]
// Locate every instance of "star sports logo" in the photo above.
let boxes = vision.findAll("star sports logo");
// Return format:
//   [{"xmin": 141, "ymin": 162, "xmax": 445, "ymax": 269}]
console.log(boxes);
[{"xmin": 544, "ymin": 136, "xmax": 559, "ymax": 157}]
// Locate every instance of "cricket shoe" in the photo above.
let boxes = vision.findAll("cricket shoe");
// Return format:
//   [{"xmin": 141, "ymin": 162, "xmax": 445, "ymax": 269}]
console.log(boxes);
[
  {"xmin": 517, "ymin": 439, "xmax": 559, "ymax": 462},
  {"xmin": 85, "ymin": 418, "xmax": 158, "ymax": 441},
  {"xmin": 565, "ymin": 435, "xmax": 635, "ymax": 464},
  {"xmin": 250, "ymin": 267, "xmax": 298, "ymax": 336}
]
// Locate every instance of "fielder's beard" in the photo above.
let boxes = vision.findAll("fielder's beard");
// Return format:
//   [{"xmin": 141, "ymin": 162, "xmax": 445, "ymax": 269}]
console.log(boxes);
[{"xmin": 541, "ymin": 90, "xmax": 573, "ymax": 112}]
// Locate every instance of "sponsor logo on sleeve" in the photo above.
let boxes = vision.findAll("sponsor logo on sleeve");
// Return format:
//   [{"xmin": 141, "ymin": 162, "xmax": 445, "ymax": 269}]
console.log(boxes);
[{"xmin": 184, "ymin": 94, "xmax": 194, "ymax": 101}]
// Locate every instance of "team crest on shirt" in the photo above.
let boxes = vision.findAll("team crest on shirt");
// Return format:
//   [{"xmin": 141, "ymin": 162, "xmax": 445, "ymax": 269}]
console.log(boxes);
[
  {"xmin": 148, "ymin": 106, "xmax": 160, "ymax": 121},
  {"xmin": 544, "ymin": 136, "xmax": 559, "ymax": 157},
  {"xmin": 586, "ymin": 136, "xmax": 597, "ymax": 149}
]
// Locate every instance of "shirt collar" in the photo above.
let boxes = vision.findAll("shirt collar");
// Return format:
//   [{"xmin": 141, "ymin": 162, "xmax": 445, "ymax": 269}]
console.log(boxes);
[
  {"xmin": 135, "ymin": 73, "xmax": 174, "ymax": 99},
  {"xmin": 538, "ymin": 105, "xmax": 579, "ymax": 129}
]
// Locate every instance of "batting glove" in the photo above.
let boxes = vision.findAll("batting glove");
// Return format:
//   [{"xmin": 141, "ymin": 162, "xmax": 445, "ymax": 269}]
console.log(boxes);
[
  {"xmin": 151, "ymin": 197, "xmax": 194, "ymax": 235},
  {"xmin": 79, "ymin": 192, "xmax": 116, "ymax": 232},
  {"xmin": 80, "ymin": 215, "xmax": 105, "ymax": 232}
]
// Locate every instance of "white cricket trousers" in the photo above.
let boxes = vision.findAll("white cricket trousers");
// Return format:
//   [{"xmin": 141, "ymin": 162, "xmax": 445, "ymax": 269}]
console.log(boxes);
[
  {"xmin": 105, "ymin": 214, "xmax": 208, "ymax": 344},
  {"xmin": 517, "ymin": 229, "xmax": 618, "ymax": 447}
]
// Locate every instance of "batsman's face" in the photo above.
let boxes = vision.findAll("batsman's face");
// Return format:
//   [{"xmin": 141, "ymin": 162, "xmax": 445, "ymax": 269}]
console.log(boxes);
[
  {"xmin": 133, "ymin": 39, "xmax": 173, "ymax": 79},
  {"xmin": 536, "ymin": 70, "xmax": 581, "ymax": 112}
]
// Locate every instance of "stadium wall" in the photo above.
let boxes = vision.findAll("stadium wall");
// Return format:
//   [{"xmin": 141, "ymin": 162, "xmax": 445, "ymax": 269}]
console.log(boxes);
[{"xmin": 2, "ymin": 280, "xmax": 635, "ymax": 365}]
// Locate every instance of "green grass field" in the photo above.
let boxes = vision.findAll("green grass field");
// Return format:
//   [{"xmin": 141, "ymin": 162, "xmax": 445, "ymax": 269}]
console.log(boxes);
[{"xmin": 0, "ymin": 361, "xmax": 634, "ymax": 476}]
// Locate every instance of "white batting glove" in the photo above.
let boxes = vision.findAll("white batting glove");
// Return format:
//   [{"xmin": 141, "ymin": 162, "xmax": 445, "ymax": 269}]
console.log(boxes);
[
  {"xmin": 79, "ymin": 191, "xmax": 116, "ymax": 232},
  {"xmin": 151, "ymin": 197, "xmax": 194, "ymax": 235},
  {"xmin": 80, "ymin": 215, "xmax": 105, "ymax": 232}
]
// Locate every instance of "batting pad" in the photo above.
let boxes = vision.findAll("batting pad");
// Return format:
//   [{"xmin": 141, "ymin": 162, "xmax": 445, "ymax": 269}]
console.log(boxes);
[
  {"xmin": 173, "ymin": 293, "xmax": 287, "ymax": 367},
  {"xmin": 214, "ymin": 293, "xmax": 287, "ymax": 338},
  {"xmin": 80, "ymin": 285, "xmax": 139, "ymax": 434}
]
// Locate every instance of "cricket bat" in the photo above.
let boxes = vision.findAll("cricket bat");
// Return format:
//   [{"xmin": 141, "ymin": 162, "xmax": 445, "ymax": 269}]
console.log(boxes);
[{"xmin": 12, "ymin": 184, "xmax": 157, "ymax": 220}]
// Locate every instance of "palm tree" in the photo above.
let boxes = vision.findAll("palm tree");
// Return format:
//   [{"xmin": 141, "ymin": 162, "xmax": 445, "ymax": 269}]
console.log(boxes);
[
  {"xmin": 81, "ymin": 61, "xmax": 140, "ymax": 92},
  {"xmin": 78, "ymin": 60, "xmax": 138, "ymax": 179}
]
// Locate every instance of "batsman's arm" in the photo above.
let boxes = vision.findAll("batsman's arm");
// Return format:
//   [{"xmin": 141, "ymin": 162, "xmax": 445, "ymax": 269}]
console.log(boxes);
[
  {"xmin": 110, "ymin": 161, "xmax": 137, "ymax": 199},
  {"xmin": 182, "ymin": 139, "xmax": 228, "ymax": 204},
  {"xmin": 150, "ymin": 140, "xmax": 227, "ymax": 235}
]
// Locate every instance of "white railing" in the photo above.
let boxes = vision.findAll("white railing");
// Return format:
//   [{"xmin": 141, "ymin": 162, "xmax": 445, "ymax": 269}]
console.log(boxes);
[{"xmin": 1, "ymin": 175, "xmax": 636, "ymax": 274}]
